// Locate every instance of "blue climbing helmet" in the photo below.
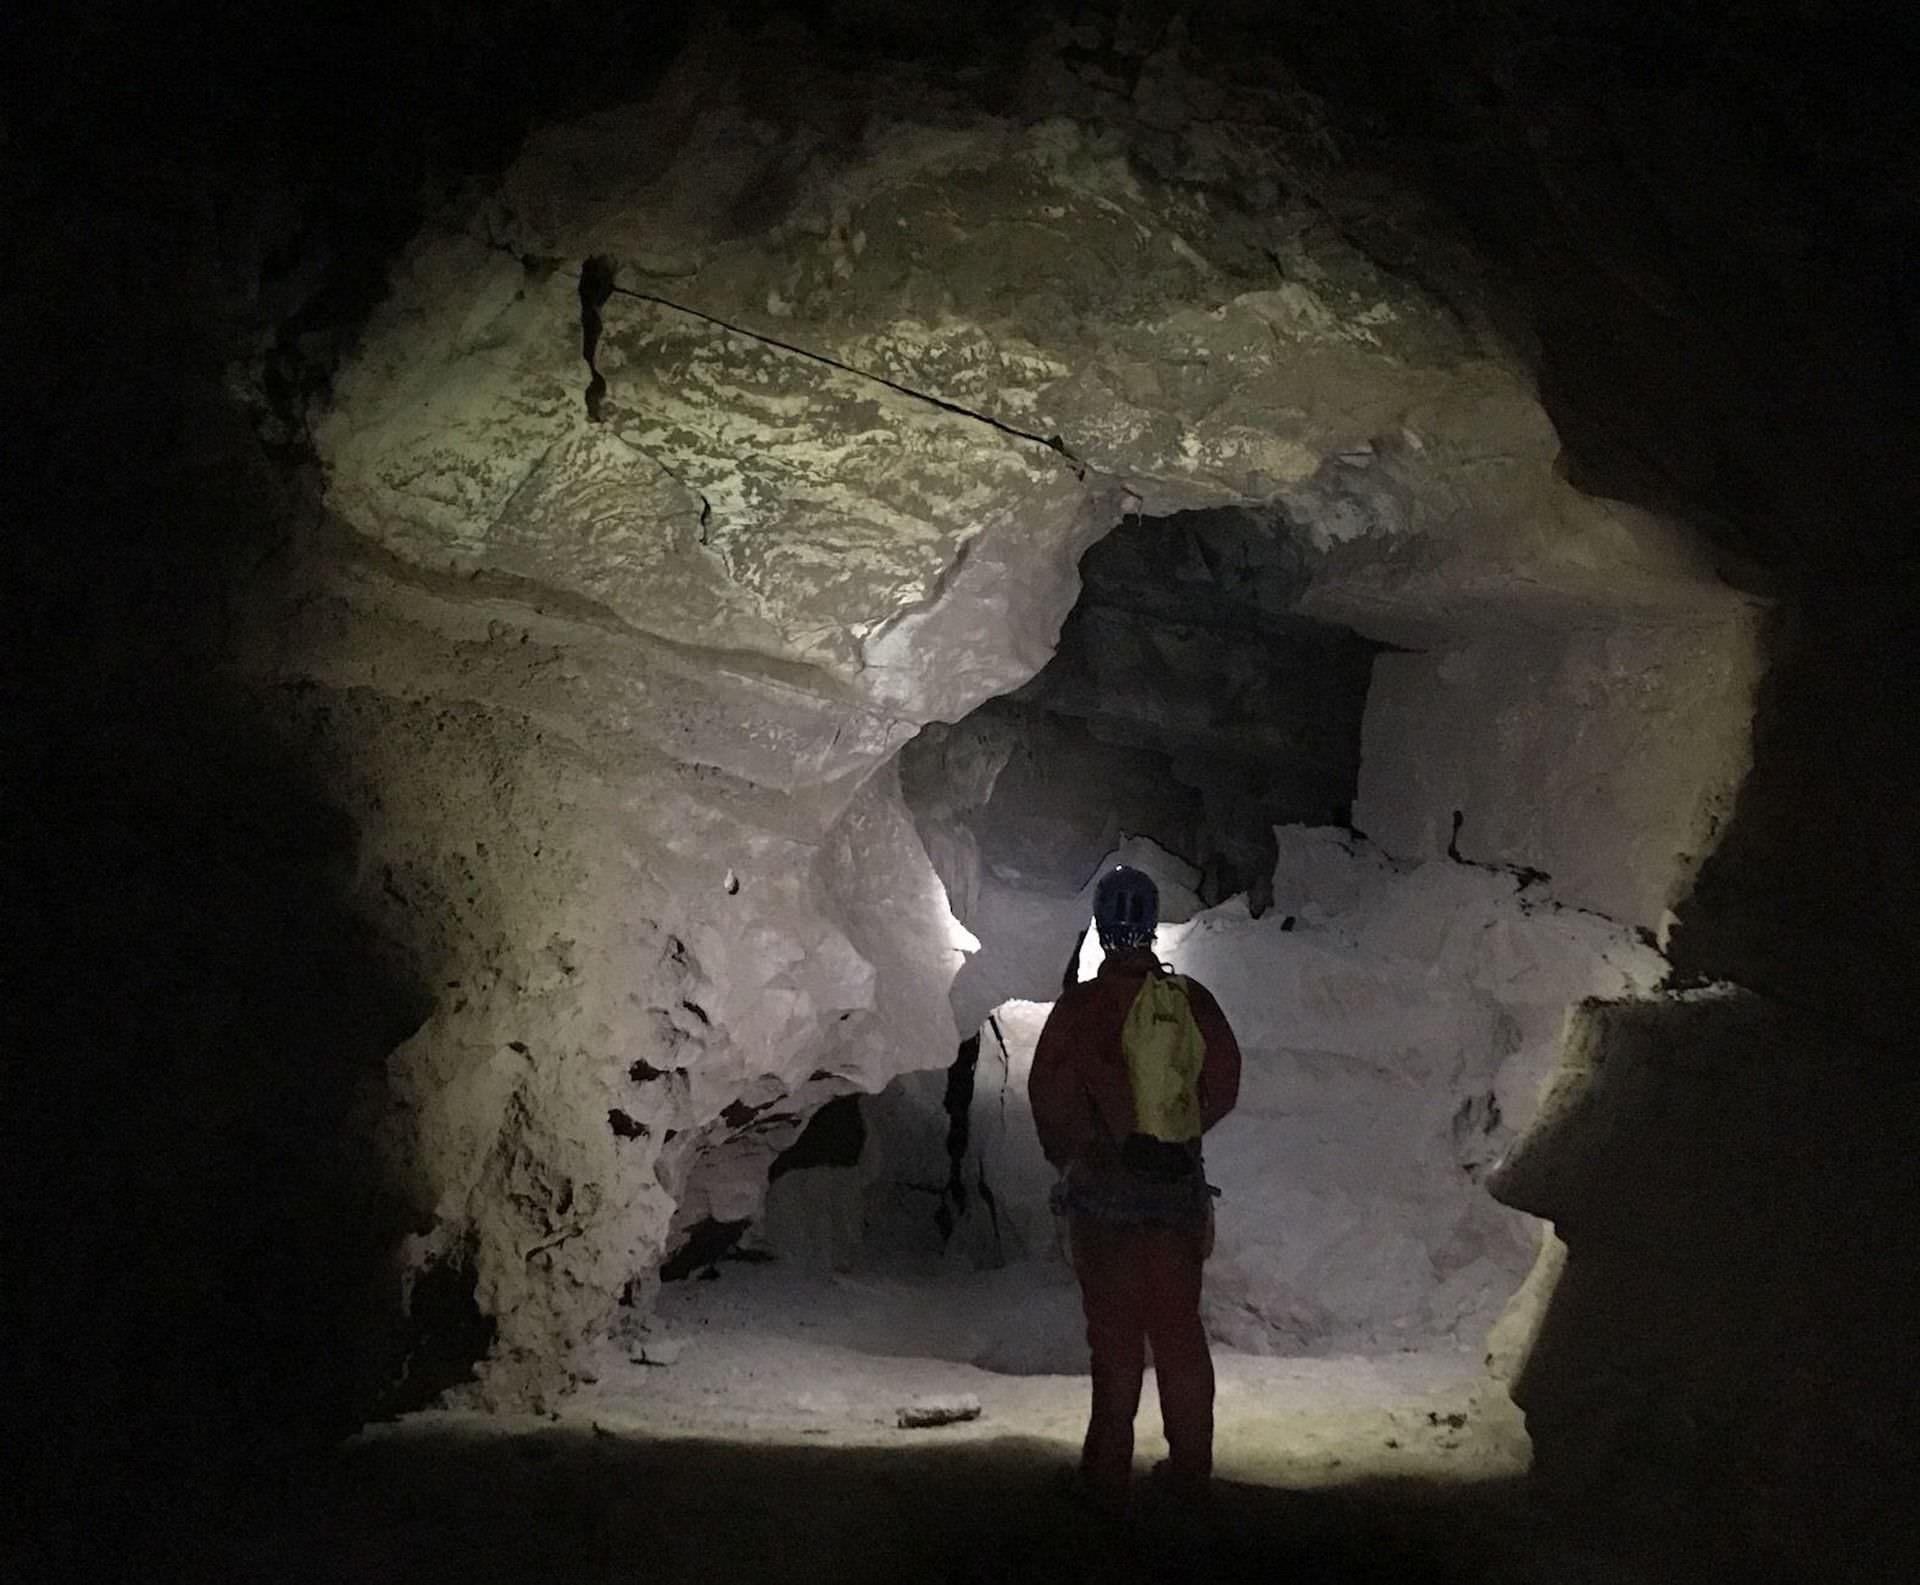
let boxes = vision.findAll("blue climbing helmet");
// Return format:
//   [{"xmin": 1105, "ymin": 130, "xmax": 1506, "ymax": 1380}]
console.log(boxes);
[{"xmin": 1093, "ymin": 865, "xmax": 1159, "ymax": 952}]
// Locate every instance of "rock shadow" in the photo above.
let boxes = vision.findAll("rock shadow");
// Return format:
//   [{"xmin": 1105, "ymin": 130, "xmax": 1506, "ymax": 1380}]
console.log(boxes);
[{"xmin": 229, "ymin": 1424, "xmax": 1542, "ymax": 1585}]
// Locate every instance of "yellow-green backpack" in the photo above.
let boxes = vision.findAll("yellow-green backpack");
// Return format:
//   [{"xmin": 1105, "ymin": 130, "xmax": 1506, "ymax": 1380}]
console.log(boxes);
[{"xmin": 1122, "ymin": 969, "xmax": 1206, "ymax": 1143}]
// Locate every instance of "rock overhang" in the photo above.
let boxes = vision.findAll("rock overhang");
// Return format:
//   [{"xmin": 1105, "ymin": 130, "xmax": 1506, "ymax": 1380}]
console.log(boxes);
[{"xmin": 317, "ymin": 52, "xmax": 1750, "ymax": 743}]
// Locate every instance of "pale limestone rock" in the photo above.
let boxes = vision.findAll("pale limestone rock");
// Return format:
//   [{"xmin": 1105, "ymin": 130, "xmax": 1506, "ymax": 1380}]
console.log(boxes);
[
  {"xmin": 856, "ymin": 827, "xmax": 1665, "ymax": 1353},
  {"xmin": 896, "ymin": 1394, "xmax": 983, "ymax": 1429},
  {"xmin": 288, "ymin": 24, "xmax": 1756, "ymax": 1400},
  {"xmin": 1354, "ymin": 616, "xmax": 1765, "ymax": 930}
]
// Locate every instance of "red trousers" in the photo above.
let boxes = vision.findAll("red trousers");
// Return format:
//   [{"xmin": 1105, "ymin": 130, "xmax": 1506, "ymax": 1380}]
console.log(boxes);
[{"xmin": 1069, "ymin": 1213, "xmax": 1214, "ymax": 1501}]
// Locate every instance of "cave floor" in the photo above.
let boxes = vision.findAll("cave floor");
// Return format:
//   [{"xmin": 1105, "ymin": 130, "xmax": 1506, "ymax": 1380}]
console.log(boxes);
[
  {"xmin": 216, "ymin": 1266, "xmax": 1666, "ymax": 1584},
  {"xmin": 572, "ymin": 1262, "xmax": 1532, "ymax": 1489}
]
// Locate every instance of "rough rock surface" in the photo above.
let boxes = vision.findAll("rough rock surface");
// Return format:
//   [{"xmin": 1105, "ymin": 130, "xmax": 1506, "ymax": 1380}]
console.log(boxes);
[
  {"xmin": 289, "ymin": 24, "xmax": 1752, "ymax": 1395},
  {"xmin": 1492, "ymin": 991, "xmax": 1920, "ymax": 1583},
  {"xmin": 11, "ymin": 9, "xmax": 1916, "ymax": 1584},
  {"xmin": 1355, "ymin": 616, "xmax": 1763, "ymax": 932},
  {"xmin": 840, "ymin": 826, "xmax": 1663, "ymax": 1353}
]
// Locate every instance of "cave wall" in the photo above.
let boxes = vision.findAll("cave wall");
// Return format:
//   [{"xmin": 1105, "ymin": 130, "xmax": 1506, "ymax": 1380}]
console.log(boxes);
[
  {"xmin": 1354, "ymin": 611, "xmax": 1764, "ymax": 932},
  {"xmin": 1482, "ymin": 589, "xmax": 1920, "ymax": 1581},
  {"xmin": 11, "ymin": 17, "xmax": 1914, "ymax": 1583},
  {"xmin": 243, "ymin": 547, "xmax": 981, "ymax": 1402},
  {"xmin": 1008, "ymin": 505, "xmax": 1391, "ymax": 881},
  {"xmin": 840, "ymin": 827, "xmax": 1666, "ymax": 1355},
  {"xmin": 668, "ymin": 761, "xmax": 973, "ymax": 1249},
  {"xmin": 1669, "ymin": 589, "xmax": 1919, "ymax": 1048},
  {"xmin": 850, "ymin": 396, "xmax": 1759, "ymax": 1357},
  {"xmin": 1229, "ymin": 5, "xmax": 1919, "ymax": 1571},
  {"xmin": 295, "ymin": 17, "xmax": 1736, "ymax": 1401},
  {"xmin": 1493, "ymin": 993, "xmax": 1919, "ymax": 1583},
  {"xmin": 2, "ymin": 186, "xmax": 443, "ymax": 1569}
]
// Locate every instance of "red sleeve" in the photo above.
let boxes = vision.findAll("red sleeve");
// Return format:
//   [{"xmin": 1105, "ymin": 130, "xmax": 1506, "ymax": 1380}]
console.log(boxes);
[
  {"xmin": 1028, "ymin": 990, "xmax": 1101, "ymax": 1170},
  {"xmin": 1187, "ymin": 979, "xmax": 1242, "ymax": 1133}
]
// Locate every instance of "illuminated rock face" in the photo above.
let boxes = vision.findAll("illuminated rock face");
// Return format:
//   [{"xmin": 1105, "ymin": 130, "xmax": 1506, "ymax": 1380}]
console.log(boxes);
[
  {"xmin": 1185, "ymin": 832, "xmax": 1665, "ymax": 1353},
  {"xmin": 852, "ymin": 825, "xmax": 1666, "ymax": 1355},
  {"xmin": 846, "ymin": 497, "xmax": 1756, "ymax": 1354},
  {"xmin": 297, "ymin": 28, "xmax": 1757, "ymax": 1399}
]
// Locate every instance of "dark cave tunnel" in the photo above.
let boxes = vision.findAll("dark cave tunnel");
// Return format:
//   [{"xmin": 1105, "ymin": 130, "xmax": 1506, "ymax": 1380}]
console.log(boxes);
[{"xmin": 4, "ymin": 5, "xmax": 1917, "ymax": 1584}]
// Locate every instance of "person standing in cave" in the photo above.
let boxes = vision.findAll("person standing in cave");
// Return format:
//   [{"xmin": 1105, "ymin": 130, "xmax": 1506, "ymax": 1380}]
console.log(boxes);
[{"xmin": 1029, "ymin": 865, "xmax": 1241, "ymax": 1515}]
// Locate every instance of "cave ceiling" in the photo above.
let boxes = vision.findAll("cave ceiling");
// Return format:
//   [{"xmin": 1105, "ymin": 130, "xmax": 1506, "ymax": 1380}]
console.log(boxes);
[
  {"xmin": 14, "ymin": 3, "xmax": 1905, "ymax": 589},
  {"xmin": 15, "ymin": 1, "xmax": 1890, "ymax": 587},
  {"xmin": 308, "ymin": 9, "xmax": 1754, "ymax": 757}
]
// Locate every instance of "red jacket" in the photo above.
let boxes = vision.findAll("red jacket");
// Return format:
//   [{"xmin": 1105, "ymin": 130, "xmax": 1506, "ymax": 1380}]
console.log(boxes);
[{"xmin": 1029, "ymin": 948, "xmax": 1242, "ymax": 1173}]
